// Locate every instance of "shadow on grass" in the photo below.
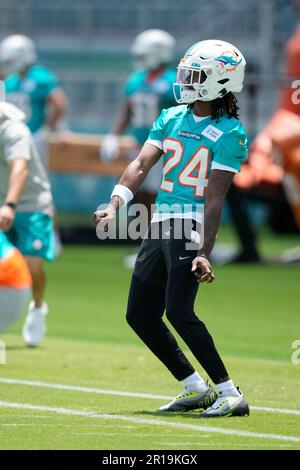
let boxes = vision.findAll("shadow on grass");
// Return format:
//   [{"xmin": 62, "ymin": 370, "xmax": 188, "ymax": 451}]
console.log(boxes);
[
  {"xmin": 5, "ymin": 345, "xmax": 27, "ymax": 351},
  {"xmin": 5, "ymin": 344, "xmax": 45, "ymax": 351},
  {"xmin": 132, "ymin": 410, "xmax": 203, "ymax": 420}
]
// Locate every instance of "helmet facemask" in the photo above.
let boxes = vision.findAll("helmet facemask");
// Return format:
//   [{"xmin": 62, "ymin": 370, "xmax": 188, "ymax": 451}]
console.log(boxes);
[{"xmin": 173, "ymin": 65, "xmax": 216, "ymax": 103}]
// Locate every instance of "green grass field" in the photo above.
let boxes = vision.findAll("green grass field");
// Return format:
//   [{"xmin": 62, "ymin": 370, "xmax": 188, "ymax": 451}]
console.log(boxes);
[{"xmin": 0, "ymin": 227, "xmax": 300, "ymax": 450}]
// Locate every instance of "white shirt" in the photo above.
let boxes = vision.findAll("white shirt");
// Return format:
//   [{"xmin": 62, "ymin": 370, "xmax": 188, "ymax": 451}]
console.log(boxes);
[{"xmin": 0, "ymin": 102, "xmax": 52, "ymax": 212}]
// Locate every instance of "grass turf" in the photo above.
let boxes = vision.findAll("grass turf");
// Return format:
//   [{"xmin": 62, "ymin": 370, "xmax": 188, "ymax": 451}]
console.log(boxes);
[{"xmin": 0, "ymin": 226, "xmax": 299, "ymax": 450}]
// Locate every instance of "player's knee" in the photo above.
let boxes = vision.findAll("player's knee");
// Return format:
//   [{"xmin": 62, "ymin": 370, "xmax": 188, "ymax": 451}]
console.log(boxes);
[
  {"xmin": 166, "ymin": 307, "xmax": 181, "ymax": 325},
  {"xmin": 126, "ymin": 304, "xmax": 148, "ymax": 332},
  {"xmin": 26, "ymin": 257, "xmax": 44, "ymax": 277},
  {"xmin": 166, "ymin": 306, "xmax": 195, "ymax": 326},
  {"xmin": 126, "ymin": 306, "xmax": 139, "ymax": 329}
]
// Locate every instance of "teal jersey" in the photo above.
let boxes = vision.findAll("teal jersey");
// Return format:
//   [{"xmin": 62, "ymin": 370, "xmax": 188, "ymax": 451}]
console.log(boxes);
[
  {"xmin": 147, "ymin": 105, "xmax": 248, "ymax": 218},
  {"xmin": 125, "ymin": 68, "xmax": 176, "ymax": 145},
  {"xmin": 0, "ymin": 231, "xmax": 13, "ymax": 261},
  {"xmin": 5, "ymin": 65, "xmax": 59, "ymax": 133}
]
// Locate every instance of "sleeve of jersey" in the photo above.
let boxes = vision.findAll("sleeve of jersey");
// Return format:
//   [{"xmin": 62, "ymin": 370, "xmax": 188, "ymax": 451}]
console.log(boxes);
[
  {"xmin": 3, "ymin": 121, "xmax": 31, "ymax": 162},
  {"xmin": 212, "ymin": 127, "xmax": 248, "ymax": 173},
  {"xmin": 45, "ymin": 71, "xmax": 60, "ymax": 96},
  {"xmin": 37, "ymin": 70, "xmax": 60, "ymax": 99},
  {"xmin": 146, "ymin": 109, "xmax": 168, "ymax": 150}
]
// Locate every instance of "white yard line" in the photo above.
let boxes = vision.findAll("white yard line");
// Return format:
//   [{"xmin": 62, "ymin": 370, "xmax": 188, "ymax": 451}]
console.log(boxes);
[
  {"xmin": 251, "ymin": 405, "xmax": 300, "ymax": 415},
  {"xmin": 0, "ymin": 377, "xmax": 300, "ymax": 416},
  {"xmin": 0, "ymin": 377, "xmax": 170, "ymax": 400},
  {"xmin": 0, "ymin": 400, "xmax": 299, "ymax": 444}
]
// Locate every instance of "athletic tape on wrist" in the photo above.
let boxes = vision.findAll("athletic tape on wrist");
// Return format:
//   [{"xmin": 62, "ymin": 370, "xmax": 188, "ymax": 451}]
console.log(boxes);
[{"xmin": 111, "ymin": 184, "xmax": 134, "ymax": 207}]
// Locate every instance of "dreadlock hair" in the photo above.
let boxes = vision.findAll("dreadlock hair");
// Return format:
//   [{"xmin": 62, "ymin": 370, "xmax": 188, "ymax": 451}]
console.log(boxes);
[
  {"xmin": 187, "ymin": 91, "xmax": 239, "ymax": 121},
  {"xmin": 211, "ymin": 92, "xmax": 239, "ymax": 121}
]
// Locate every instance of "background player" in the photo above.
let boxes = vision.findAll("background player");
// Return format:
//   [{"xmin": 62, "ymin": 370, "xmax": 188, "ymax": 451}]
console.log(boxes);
[
  {"xmin": 94, "ymin": 40, "xmax": 250, "ymax": 418},
  {"xmin": 0, "ymin": 34, "xmax": 68, "ymax": 163},
  {"xmin": 0, "ymin": 95, "xmax": 55, "ymax": 347}
]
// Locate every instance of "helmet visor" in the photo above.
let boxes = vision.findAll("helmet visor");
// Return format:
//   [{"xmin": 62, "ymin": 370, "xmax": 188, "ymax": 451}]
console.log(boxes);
[{"xmin": 176, "ymin": 67, "xmax": 207, "ymax": 87}]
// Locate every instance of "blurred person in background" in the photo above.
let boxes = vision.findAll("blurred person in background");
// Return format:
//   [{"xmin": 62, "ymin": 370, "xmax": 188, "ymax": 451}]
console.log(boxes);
[
  {"xmin": 228, "ymin": 24, "xmax": 300, "ymax": 263},
  {"xmin": 0, "ymin": 34, "xmax": 68, "ymax": 255},
  {"xmin": 0, "ymin": 34, "xmax": 68, "ymax": 163},
  {"xmin": 0, "ymin": 93, "xmax": 55, "ymax": 346},
  {"xmin": 0, "ymin": 231, "xmax": 31, "ymax": 334},
  {"xmin": 101, "ymin": 29, "xmax": 177, "ymax": 213}
]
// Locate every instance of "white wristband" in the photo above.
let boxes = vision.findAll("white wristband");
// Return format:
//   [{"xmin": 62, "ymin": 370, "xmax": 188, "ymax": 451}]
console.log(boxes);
[{"xmin": 111, "ymin": 184, "xmax": 134, "ymax": 207}]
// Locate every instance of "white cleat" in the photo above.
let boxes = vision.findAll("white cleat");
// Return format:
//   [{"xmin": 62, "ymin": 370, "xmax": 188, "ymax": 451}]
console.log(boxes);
[
  {"xmin": 199, "ymin": 389, "xmax": 249, "ymax": 418},
  {"xmin": 158, "ymin": 384, "xmax": 218, "ymax": 412},
  {"xmin": 22, "ymin": 301, "xmax": 48, "ymax": 347}
]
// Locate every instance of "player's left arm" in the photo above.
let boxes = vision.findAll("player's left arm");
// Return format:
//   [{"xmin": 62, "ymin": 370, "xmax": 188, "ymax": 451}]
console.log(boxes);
[
  {"xmin": 192, "ymin": 169, "xmax": 234, "ymax": 283},
  {"xmin": 46, "ymin": 88, "xmax": 68, "ymax": 130}
]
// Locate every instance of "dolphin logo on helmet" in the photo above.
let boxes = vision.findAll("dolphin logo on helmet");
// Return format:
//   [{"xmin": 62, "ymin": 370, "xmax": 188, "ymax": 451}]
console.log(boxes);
[{"xmin": 216, "ymin": 55, "xmax": 243, "ymax": 67}]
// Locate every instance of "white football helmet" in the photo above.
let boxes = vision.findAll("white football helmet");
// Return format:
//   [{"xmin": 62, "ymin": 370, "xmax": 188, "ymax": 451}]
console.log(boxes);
[
  {"xmin": 0, "ymin": 35, "xmax": 37, "ymax": 76},
  {"xmin": 131, "ymin": 29, "xmax": 176, "ymax": 71},
  {"xmin": 173, "ymin": 39, "xmax": 246, "ymax": 103}
]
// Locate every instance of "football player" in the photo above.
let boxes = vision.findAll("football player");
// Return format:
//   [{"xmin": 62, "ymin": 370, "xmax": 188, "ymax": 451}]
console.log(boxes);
[
  {"xmin": 0, "ymin": 231, "xmax": 32, "ymax": 334},
  {"xmin": 101, "ymin": 29, "xmax": 176, "ymax": 209},
  {"xmin": 0, "ymin": 94, "xmax": 54, "ymax": 347},
  {"xmin": 94, "ymin": 40, "xmax": 249, "ymax": 417},
  {"xmin": 0, "ymin": 34, "xmax": 68, "ymax": 162}
]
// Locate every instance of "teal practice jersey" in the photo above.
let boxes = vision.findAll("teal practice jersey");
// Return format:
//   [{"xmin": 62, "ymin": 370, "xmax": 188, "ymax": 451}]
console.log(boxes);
[
  {"xmin": 125, "ymin": 68, "xmax": 176, "ymax": 145},
  {"xmin": 5, "ymin": 64, "xmax": 59, "ymax": 133},
  {"xmin": 147, "ymin": 105, "xmax": 248, "ymax": 219}
]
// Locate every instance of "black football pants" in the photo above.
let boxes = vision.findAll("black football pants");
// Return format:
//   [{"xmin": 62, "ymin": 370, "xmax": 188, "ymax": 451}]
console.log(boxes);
[{"xmin": 126, "ymin": 219, "xmax": 228, "ymax": 383}]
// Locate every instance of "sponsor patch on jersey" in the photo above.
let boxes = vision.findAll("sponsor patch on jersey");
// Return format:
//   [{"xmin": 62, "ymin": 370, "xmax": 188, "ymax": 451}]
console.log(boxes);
[
  {"xmin": 177, "ymin": 130, "xmax": 202, "ymax": 141},
  {"xmin": 201, "ymin": 125, "xmax": 224, "ymax": 142}
]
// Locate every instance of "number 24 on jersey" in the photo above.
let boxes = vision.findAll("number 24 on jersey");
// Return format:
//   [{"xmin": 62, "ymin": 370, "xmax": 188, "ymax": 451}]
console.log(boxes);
[{"xmin": 160, "ymin": 138, "xmax": 210, "ymax": 197}]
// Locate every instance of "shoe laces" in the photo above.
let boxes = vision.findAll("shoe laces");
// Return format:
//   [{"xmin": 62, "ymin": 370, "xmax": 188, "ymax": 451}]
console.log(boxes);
[
  {"xmin": 208, "ymin": 393, "xmax": 227, "ymax": 410},
  {"xmin": 210, "ymin": 390, "xmax": 242, "ymax": 410},
  {"xmin": 176, "ymin": 388, "xmax": 197, "ymax": 400}
]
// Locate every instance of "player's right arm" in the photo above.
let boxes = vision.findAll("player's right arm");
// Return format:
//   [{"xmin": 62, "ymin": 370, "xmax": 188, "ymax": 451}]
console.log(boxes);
[
  {"xmin": 93, "ymin": 142, "xmax": 162, "ymax": 229},
  {"xmin": 95, "ymin": 106, "xmax": 166, "ymax": 228}
]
